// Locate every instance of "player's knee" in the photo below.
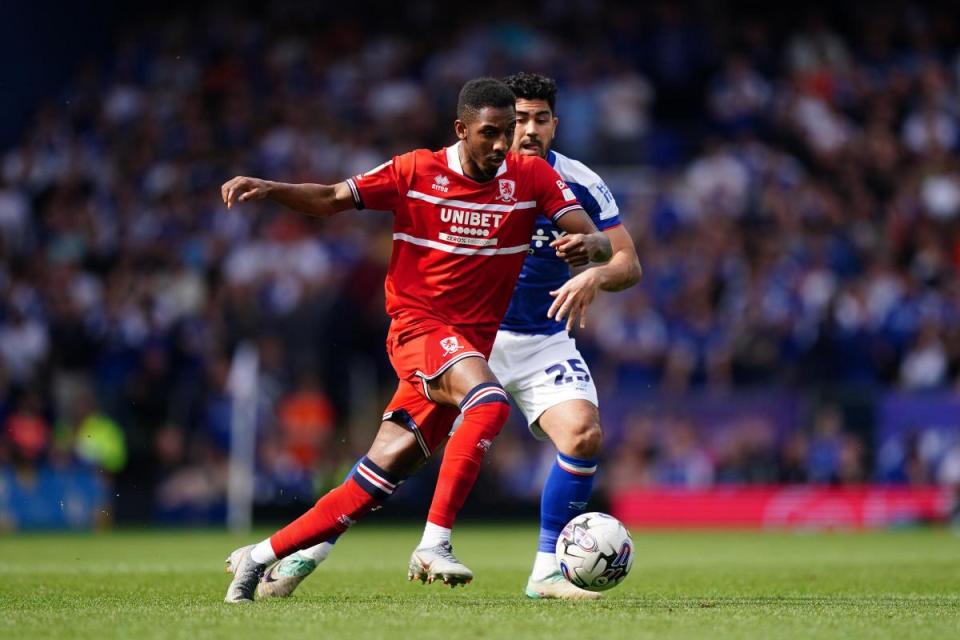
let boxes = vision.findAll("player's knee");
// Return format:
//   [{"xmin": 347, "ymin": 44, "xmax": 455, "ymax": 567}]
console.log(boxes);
[
  {"xmin": 563, "ymin": 419, "xmax": 603, "ymax": 459},
  {"xmin": 367, "ymin": 420, "xmax": 429, "ymax": 475}
]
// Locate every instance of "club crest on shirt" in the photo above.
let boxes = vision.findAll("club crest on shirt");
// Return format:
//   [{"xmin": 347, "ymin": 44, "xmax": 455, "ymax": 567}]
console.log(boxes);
[
  {"xmin": 440, "ymin": 336, "xmax": 464, "ymax": 357},
  {"xmin": 497, "ymin": 179, "xmax": 516, "ymax": 203}
]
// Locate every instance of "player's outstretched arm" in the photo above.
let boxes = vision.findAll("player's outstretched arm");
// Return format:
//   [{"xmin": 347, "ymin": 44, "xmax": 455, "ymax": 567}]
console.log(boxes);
[
  {"xmin": 548, "ymin": 224, "xmax": 641, "ymax": 331},
  {"xmin": 221, "ymin": 177, "xmax": 357, "ymax": 217},
  {"xmin": 586, "ymin": 225, "xmax": 641, "ymax": 293},
  {"xmin": 550, "ymin": 209, "xmax": 612, "ymax": 267}
]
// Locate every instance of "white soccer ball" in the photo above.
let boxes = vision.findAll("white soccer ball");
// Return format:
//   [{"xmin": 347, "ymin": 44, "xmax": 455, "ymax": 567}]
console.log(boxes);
[{"xmin": 555, "ymin": 512, "xmax": 633, "ymax": 591}]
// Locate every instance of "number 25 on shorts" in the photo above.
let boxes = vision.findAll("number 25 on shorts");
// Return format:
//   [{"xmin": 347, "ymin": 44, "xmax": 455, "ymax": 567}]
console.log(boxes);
[{"xmin": 544, "ymin": 359, "xmax": 591, "ymax": 385}]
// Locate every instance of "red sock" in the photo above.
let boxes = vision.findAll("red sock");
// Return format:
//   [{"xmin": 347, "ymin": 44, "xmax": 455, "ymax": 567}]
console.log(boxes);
[
  {"xmin": 427, "ymin": 384, "xmax": 511, "ymax": 529},
  {"xmin": 270, "ymin": 457, "xmax": 399, "ymax": 558}
]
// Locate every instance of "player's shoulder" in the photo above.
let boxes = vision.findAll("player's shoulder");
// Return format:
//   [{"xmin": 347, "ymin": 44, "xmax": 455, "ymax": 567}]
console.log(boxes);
[
  {"xmin": 549, "ymin": 150, "xmax": 606, "ymax": 189},
  {"xmin": 509, "ymin": 152, "xmax": 559, "ymax": 187},
  {"xmin": 510, "ymin": 151, "xmax": 551, "ymax": 171},
  {"xmin": 386, "ymin": 147, "xmax": 446, "ymax": 177},
  {"xmin": 396, "ymin": 147, "xmax": 439, "ymax": 164}
]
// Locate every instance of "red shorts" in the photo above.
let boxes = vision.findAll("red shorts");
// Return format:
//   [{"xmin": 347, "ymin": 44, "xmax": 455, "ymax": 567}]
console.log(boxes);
[{"xmin": 382, "ymin": 325, "xmax": 490, "ymax": 457}]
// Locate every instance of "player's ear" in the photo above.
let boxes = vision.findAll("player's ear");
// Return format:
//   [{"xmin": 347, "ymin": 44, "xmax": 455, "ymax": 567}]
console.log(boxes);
[{"xmin": 454, "ymin": 119, "xmax": 467, "ymax": 141}]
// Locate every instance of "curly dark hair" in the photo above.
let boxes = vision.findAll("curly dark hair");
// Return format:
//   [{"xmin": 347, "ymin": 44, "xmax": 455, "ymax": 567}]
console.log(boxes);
[
  {"xmin": 457, "ymin": 77, "xmax": 516, "ymax": 122},
  {"xmin": 503, "ymin": 72, "xmax": 557, "ymax": 113}
]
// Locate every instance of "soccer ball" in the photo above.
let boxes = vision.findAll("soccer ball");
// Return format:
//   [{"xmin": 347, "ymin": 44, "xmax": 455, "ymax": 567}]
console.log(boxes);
[{"xmin": 555, "ymin": 512, "xmax": 633, "ymax": 591}]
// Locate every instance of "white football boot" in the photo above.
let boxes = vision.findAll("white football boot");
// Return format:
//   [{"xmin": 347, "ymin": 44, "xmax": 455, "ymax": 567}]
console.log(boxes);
[
  {"xmin": 407, "ymin": 542, "xmax": 474, "ymax": 587},
  {"xmin": 524, "ymin": 571, "xmax": 604, "ymax": 600},
  {"xmin": 223, "ymin": 545, "xmax": 268, "ymax": 603},
  {"xmin": 256, "ymin": 553, "xmax": 319, "ymax": 598}
]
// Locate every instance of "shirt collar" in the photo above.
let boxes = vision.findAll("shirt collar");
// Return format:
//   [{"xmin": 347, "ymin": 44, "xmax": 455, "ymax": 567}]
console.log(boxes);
[
  {"xmin": 446, "ymin": 141, "xmax": 508, "ymax": 178},
  {"xmin": 445, "ymin": 142, "xmax": 463, "ymax": 175}
]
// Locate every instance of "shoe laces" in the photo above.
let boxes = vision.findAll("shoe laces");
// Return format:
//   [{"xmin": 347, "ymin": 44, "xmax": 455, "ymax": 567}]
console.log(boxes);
[{"xmin": 433, "ymin": 541, "xmax": 459, "ymax": 562}]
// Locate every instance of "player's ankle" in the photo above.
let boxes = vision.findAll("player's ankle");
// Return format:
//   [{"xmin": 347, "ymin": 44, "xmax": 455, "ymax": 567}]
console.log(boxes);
[
  {"xmin": 297, "ymin": 541, "xmax": 334, "ymax": 564},
  {"xmin": 250, "ymin": 540, "xmax": 278, "ymax": 565},
  {"xmin": 530, "ymin": 550, "xmax": 559, "ymax": 581},
  {"xmin": 419, "ymin": 521, "xmax": 452, "ymax": 548}
]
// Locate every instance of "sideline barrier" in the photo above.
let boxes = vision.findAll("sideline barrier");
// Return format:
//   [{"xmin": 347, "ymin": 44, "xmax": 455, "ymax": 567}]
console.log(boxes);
[{"xmin": 610, "ymin": 486, "xmax": 951, "ymax": 529}]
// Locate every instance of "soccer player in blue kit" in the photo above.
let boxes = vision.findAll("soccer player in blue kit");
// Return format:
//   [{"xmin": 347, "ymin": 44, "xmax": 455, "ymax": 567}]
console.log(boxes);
[{"xmin": 250, "ymin": 73, "xmax": 641, "ymax": 600}]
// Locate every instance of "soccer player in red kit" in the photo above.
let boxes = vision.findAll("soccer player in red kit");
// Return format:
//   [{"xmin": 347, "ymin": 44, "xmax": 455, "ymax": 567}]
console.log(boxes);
[{"xmin": 221, "ymin": 78, "xmax": 611, "ymax": 602}]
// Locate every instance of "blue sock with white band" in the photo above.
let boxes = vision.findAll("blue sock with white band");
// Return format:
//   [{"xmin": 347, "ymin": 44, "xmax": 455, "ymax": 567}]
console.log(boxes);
[{"xmin": 532, "ymin": 452, "xmax": 598, "ymax": 580}]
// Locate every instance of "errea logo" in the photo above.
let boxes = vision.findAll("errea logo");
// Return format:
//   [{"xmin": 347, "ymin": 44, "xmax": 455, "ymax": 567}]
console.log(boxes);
[{"xmin": 432, "ymin": 175, "xmax": 450, "ymax": 193}]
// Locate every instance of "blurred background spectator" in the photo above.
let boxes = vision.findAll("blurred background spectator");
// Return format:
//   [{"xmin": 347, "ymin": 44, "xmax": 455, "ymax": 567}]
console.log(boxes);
[{"xmin": 2, "ymin": 1, "xmax": 960, "ymax": 527}]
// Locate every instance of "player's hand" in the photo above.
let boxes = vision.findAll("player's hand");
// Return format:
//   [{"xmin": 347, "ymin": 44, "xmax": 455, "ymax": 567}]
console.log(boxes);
[
  {"xmin": 548, "ymin": 269, "xmax": 601, "ymax": 331},
  {"xmin": 551, "ymin": 233, "xmax": 612, "ymax": 267},
  {"xmin": 221, "ymin": 176, "xmax": 273, "ymax": 209},
  {"xmin": 551, "ymin": 234, "xmax": 590, "ymax": 267}
]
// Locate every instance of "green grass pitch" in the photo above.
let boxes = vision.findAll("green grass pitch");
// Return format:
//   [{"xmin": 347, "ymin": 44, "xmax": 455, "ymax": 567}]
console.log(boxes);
[{"xmin": 1, "ymin": 525, "xmax": 958, "ymax": 639}]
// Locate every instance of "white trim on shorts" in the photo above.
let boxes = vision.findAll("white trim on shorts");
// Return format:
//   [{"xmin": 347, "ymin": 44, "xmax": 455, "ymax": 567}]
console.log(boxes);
[{"xmin": 414, "ymin": 351, "xmax": 484, "ymax": 401}]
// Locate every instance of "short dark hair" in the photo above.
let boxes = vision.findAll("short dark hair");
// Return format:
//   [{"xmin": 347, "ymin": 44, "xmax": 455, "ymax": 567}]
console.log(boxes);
[
  {"xmin": 503, "ymin": 72, "xmax": 557, "ymax": 113},
  {"xmin": 457, "ymin": 77, "xmax": 516, "ymax": 122}
]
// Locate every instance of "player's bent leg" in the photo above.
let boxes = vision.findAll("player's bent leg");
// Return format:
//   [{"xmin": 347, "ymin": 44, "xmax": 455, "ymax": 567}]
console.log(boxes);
[
  {"xmin": 409, "ymin": 356, "xmax": 511, "ymax": 587},
  {"xmin": 525, "ymin": 400, "xmax": 603, "ymax": 600},
  {"xmin": 256, "ymin": 446, "xmax": 439, "ymax": 599},
  {"xmin": 423, "ymin": 356, "xmax": 512, "ymax": 532},
  {"xmin": 254, "ymin": 459, "xmax": 362, "ymax": 598},
  {"xmin": 224, "ymin": 422, "xmax": 423, "ymax": 603}
]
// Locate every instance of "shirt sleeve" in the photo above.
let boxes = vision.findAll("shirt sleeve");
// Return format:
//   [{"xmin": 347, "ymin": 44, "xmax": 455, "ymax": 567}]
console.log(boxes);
[
  {"xmin": 346, "ymin": 152, "xmax": 414, "ymax": 212},
  {"xmin": 529, "ymin": 157, "xmax": 583, "ymax": 223},
  {"xmin": 568, "ymin": 180, "xmax": 621, "ymax": 230}
]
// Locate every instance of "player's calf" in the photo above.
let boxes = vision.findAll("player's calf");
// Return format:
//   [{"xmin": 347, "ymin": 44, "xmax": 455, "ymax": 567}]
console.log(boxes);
[
  {"xmin": 531, "ymin": 400, "xmax": 602, "ymax": 586},
  {"xmin": 425, "ymin": 382, "xmax": 511, "ymax": 530},
  {"xmin": 224, "ymin": 450, "xmax": 409, "ymax": 603},
  {"xmin": 268, "ymin": 456, "xmax": 401, "ymax": 559},
  {"xmin": 256, "ymin": 461, "xmax": 360, "ymax": 599}
]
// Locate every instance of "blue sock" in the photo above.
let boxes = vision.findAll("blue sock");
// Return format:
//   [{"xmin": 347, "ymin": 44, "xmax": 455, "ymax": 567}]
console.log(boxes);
[
  {"xmin": 538, "ymin": 453, "xmax": 598, "ymax": 553},
  {"xmin": 327, "ymin": 458, "xmax": 362, "ymax": 545}
]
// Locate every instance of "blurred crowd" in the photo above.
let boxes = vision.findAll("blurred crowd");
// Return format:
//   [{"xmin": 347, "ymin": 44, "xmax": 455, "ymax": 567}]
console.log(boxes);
[
  {"xmin": 605, "ymin": 404, "xmax": 871, "ymax": 493},
  {"xmin": 2, "ymin": 2, "xmax": 960, "ymax": 524}
]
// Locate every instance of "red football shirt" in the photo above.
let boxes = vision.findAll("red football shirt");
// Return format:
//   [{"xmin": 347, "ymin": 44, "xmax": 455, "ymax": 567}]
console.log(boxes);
[{"xmin": 346, "ymin": 142, "xmax": 581, "ymax": 348}]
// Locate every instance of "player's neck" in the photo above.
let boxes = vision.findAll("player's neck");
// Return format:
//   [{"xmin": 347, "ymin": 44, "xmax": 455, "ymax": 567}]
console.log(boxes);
[{"xmin": 457, "ymin": 144, "xmax": 497, "ymax": 182}]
